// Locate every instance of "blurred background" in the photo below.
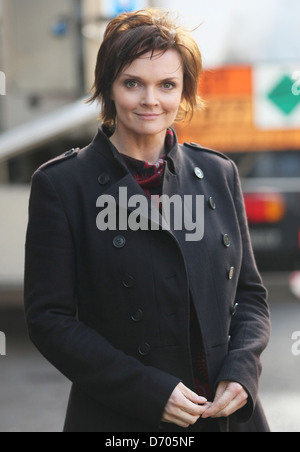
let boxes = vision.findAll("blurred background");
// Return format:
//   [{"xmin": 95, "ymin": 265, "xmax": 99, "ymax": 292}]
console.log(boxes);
[{"xmin": 0, "ymin": 0, "xmax": 300, "ymax": 432}]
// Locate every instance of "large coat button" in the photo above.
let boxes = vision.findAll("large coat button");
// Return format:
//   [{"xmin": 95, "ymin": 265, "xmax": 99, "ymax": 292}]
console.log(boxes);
[
  {"xmin": 228, "ymin": 266, "xmax": 235, "ymax": 280},
  {"xmin": 131, "ymin": 309, "xmax": 144, "ymax": 322},
  {"xmin": 64, "ymin": 149, "xmax": 75, "ymax": 156},
  {"xmin": 223, "ymin": 234, "xmax": 231, "ymax": 248},
  {"xmin": 98, "ymin": 173, "xmax": 110, "ymax": 185},
  {"xmin": 231, "ymin": 303, "xmax": 239, "ymax": 316},
  {"xmin": 194, "ymin": 167, "xmax": 204, "ymax": 179},
  {"xmin": 209, "ymin": 197, "xmax": 216, "ymax": 210},
  {"xmin": 138, "ymin": 343, "xmax": 151, "ymax": 356},
  {"xmin": 113, "ymin": 235, "xmax": 126, "ymax": 249},
  {"xmin": 122, "ymin": 275, "xmax": 135, "ymax": 288}
]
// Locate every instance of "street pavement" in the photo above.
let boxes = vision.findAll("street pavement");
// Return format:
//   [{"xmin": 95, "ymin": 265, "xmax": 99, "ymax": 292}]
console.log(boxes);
[
  {"xmin": 0, "ymin": 273, "xmax": 299, "ymax": 433},
  {"xmin": 260, "ymin": 273, "xmax": 300, "ymax": 432}
]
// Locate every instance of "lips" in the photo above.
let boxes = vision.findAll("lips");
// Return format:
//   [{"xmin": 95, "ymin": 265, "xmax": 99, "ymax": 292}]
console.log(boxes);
[{"xmin": 136, "ymin": 113, "xmax": 162, "ymax": 120}]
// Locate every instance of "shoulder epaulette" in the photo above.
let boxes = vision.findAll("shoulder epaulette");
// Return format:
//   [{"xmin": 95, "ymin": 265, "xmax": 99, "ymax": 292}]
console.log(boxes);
[
  {"xmin": 183, "ymin": 142, "xmax": 230, "ymax": 161},
  {"xmin": 39, "ymin": 147, "xmax": 80, "ymax": 171}
]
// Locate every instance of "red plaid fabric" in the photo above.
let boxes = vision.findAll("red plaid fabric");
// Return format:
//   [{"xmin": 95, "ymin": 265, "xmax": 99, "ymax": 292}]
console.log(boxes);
[{"xmin": 122, "ymin": 129, "xmax": 175, "ymax": 199}]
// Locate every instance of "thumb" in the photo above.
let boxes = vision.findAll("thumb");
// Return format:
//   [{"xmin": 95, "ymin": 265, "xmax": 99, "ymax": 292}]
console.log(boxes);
[
  {"xmin": 214, "ymin": 381, "xmax": 229, "ymax": 401},
  {"xmin": 179, "ymin": 383, "xmax": 207, "ymax": 405}
]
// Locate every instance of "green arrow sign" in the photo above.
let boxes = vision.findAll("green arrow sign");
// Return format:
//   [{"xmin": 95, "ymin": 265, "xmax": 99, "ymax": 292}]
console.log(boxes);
[{"xmin": 268, "ymin": 75, "xmax": 300, "ymax": 115}]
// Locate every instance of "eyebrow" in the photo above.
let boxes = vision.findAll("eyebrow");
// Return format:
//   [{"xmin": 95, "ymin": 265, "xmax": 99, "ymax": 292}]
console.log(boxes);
[{"xmin": 120, "ymin": 74, "xmax": 181, "ymax": 82}]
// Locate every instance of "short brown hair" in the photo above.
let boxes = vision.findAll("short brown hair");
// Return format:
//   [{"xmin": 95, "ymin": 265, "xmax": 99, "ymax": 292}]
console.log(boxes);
[{"xmin": 89, "ymin": 9, "xmax": 203, "ymax": 129}]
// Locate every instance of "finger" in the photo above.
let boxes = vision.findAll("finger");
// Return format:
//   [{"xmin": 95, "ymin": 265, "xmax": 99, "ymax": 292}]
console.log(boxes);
[
  {"xmin": 209, "ymin": 391, "xmax": 248, "ymax": 418},
  {"xmin": 202, "ymin": 388, "xmax": 233, "ymax": 418},
  {"xmin": 162, "ymin": 397, "xmax": 202, "ymax": 427},
  {"xmin": 202, "ymin": 382, "xmax": 246, "ymax": 419},
  {"xmin": 177, "ymin": 403, "xmax": 213, "ymax": 427},
  {"xmin": 162, "ymin": 387, "xmax": 208, "ymax": 427},
  {"xmin": 179, "ymin": 383, "xmax": 207, "ymax": 405},
  {"xmin": 202, "ymin": 383, "xmax": 248, "ymax": 419},
  {"xmin": 178, "ymin": 390, "xmax": 208, "ymax": 417},
  {"xmin": 162, "ymin": 408, "xmax": 201, "ymax": 428},
  {"xmin": 162, "ymin": 383, "xmax": 210, "ymax": 429}
]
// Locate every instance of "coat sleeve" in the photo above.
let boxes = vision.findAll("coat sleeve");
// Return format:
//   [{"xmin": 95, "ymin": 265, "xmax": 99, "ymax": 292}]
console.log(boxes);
[
  {"xmin": 215, "ymin": 161, "xmax": 271, "ymax": 423},
  {"xmin": 24, "ymin": 169, "xmax": 180, "ymax": 428}
]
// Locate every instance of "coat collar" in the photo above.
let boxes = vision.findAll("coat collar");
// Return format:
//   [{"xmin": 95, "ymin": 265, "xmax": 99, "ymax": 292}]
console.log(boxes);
[
  {"xmin": 91, "ymin": 126, "xmax": 179, "ymax": 231},
  {"xmin": 90, "ymin": 125, "xmax": 184, "ymax": 176},
  {"xmin": 89, "ymin": 125, "xmax": 189, "ymax": 234}
]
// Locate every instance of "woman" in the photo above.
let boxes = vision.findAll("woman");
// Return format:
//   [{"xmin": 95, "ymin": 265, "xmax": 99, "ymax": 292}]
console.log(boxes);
[{"xmin": 24, "ymin": 9, "xmax": 271, "ymax": 432}]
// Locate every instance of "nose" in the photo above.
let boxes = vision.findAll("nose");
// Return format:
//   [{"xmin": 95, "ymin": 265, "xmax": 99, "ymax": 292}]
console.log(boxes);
[{"xmin": 141, "ymin": 87, "xmax": 159, "ymax": 107}]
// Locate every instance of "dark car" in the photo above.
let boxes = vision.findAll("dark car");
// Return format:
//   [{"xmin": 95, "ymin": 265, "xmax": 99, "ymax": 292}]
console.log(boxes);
[{"xmin": 228, "ymin": 150, "xmax": 300, "ymax": 272}]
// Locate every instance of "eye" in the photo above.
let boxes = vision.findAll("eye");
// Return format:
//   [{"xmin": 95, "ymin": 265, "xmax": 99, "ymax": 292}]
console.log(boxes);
[
  {"xmin": 162, "ymin": 82, "xmax": 176, "ymax": 90},
  {"xmin": 124, "ymin": 80, "xmax": 140, "ymax": 89}
]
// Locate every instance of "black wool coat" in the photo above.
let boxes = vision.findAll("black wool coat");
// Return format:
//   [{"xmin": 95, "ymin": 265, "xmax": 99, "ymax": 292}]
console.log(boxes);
[{"xmin": 24, "ymin": 127, "xmax": 271, "ymax": 432}]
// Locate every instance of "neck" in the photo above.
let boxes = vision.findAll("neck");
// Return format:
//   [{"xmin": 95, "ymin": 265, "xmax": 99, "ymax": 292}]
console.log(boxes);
[{"xmin": 110, "ymin": 125, "xmax": 167, "ymax": 164}]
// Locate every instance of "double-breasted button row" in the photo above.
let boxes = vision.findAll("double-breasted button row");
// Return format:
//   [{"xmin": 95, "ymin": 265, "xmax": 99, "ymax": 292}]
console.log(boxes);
[
  {"xmin": 205, "ymin": 193, "xmax": 231, "ymax": 251},
  {"xmin": 131, "ymin": 313, "xmax": 149, "ymax": 357},
  {"xmin": 189, "ymin": 165, "xmax": 239, "ymax": 320},
  {"xmin": 113, "ymin": 234, "xmax": 135, "ymax": 287}
]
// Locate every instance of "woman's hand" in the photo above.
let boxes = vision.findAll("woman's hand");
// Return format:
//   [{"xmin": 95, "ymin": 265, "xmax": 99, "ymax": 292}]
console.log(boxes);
[
  {"xmin": 201, "ymin": 381, "xmax": 248, "ymax": 419},
  {"xmin": 161, "ymin": 382, "xmax": 210, "ymax": 428}
]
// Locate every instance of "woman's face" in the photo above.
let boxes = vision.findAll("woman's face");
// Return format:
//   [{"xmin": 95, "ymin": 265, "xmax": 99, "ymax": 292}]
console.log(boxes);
[{"xmin": 111, "ymin": 49, "xmax": 184, "ymax": 138}]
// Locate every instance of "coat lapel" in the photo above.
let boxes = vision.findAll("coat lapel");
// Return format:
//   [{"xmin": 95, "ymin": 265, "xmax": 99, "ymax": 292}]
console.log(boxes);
[
  {"xmin": 162, "ymin": 144, "xmax": 205, "ymax": 248},
  {"xmin": 98, "ymin": 172, "xmax": 170, "ymax": 232},
  {"xmin": 92, "ymin": 127, "xmax": 205, "ymax": 245},
  {"xmin": 92, "ymin": 126, "xmax": 185, "ymax": 234}
]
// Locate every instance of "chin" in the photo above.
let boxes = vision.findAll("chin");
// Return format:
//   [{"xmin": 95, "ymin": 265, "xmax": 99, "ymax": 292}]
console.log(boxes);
[{"xmin": 132, "ymin": 122, "xmax": 170, "ymax": 136}]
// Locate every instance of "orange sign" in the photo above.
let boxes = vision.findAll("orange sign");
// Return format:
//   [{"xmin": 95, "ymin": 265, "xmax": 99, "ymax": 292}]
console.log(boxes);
[{"xmin": 176, "ymin": 66, "xmax": 300, "ymax": 152}]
